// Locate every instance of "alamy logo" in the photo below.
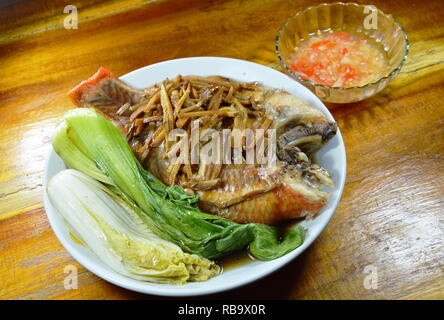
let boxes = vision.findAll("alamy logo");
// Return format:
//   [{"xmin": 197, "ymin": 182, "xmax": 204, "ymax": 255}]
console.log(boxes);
[
  {"xmin": 166, "ymin": 120, "xmax": 277, "ymax": 166},
  {"xmin": 363, "ymin": 5, "xmax": 378, "ymax": 30},
  {"xmin": 63, "ymin": 264, "xmax": 78, "ymax": 290},
  {"xmin": 363, "ymin": 265, "xmax": 378, "ymax": 290},
  {"xmin": 63, "ymin": 5, "xmax": 78, "ymax": 30}
]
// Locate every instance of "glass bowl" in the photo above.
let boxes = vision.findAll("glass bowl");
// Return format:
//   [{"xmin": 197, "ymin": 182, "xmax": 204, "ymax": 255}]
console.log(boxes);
[{"xmin": 276, "ymin": 2, "xmax": 409, "ymax": 103}]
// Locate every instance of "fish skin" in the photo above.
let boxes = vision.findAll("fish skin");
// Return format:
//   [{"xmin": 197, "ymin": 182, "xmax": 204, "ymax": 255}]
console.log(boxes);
[
  {"xmin": 198, "ymin": 165, "xmax": 282, "ymax": 209},
  {"xmin": 203, "ymin": 183, "xmax": 325, "ymax": 225},
  {"xmin": 197, "ymin": 164, "xmax": 328, "ymax": 225}
]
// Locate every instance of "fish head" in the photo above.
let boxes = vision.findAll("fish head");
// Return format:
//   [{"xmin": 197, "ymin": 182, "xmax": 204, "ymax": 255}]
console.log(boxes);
[{"xmin": 261, "ymin": 90, "xmax": 337, "ymax": 164}]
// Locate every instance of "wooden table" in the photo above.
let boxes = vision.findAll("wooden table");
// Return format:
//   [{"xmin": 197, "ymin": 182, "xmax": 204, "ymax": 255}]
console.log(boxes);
[{"xmin": 0, "ymin": 0, "xmax": 443, "ymax": 300}]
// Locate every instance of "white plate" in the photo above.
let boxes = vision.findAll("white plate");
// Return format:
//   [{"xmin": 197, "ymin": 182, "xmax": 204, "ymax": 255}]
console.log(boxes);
[{"xmin": 43, "ymin": 57, "xmax": 346, "ymax": 296}]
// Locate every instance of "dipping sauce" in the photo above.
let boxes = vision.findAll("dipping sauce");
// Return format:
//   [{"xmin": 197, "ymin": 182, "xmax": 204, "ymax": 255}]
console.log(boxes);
[{"xmin": 288, "ymin": 31, "xmax": 389, "ymax": 88}]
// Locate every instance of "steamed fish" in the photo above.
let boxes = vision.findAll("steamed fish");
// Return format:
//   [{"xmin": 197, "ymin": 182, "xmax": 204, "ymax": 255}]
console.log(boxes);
[{"xmin": 67, "ymin": 67, "xmax": 336, "ymax": 225}]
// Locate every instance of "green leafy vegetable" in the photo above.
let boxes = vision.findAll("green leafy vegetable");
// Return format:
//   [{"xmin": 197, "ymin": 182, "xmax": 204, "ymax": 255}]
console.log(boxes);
[
  {"xmin": 52, "ymin": 108, "xmax": 305, "ymax": 260},
  {"xmin": 48, "ymin": 169, "xmax": 220, "ymax": 284}
]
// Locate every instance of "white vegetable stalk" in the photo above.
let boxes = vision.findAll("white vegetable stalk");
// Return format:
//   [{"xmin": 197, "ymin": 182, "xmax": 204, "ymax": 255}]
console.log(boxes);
[{"xmin": 48, "ymin": 169, "xmax": 219, "ymax": 284}]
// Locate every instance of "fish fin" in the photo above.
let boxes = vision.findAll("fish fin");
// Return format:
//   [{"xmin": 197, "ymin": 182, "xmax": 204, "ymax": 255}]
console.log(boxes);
[{"xmin": 68, "ymin": 67, "xmax": 114, "ymax": 104}]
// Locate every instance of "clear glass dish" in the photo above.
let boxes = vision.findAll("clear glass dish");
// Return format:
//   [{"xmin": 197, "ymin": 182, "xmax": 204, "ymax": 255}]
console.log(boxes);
[{"xmin": 276, "ymin": 2, "xmax": 409, "ymax": 103}]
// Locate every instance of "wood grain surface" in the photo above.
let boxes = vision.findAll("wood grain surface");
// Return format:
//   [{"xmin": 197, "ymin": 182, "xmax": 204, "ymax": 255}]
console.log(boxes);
[{"xmin": 0, "ymin": 0, "xmax": 443, "ymax": 300}]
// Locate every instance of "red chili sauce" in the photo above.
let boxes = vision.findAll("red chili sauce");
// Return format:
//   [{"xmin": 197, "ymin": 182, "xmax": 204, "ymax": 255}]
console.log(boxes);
[{"xmin": 288, "ymin": 31, "xmax": 389, "ymax": 88}]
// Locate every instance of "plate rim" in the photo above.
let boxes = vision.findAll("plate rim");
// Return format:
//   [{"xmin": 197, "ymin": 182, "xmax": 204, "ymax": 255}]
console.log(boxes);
[{"xmin": 43, "ymin": 56, "xmax": 347, "ymax": 296}]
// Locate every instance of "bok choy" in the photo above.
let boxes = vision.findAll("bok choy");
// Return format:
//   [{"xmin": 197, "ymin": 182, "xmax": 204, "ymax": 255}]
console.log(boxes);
[
  {"xmin": 48, "ymin": 169, "xmax": 220, "ymax": 284},
  {"xmin": 52, "ymin": 108, "xmax": 305, "ymax": 260}
]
